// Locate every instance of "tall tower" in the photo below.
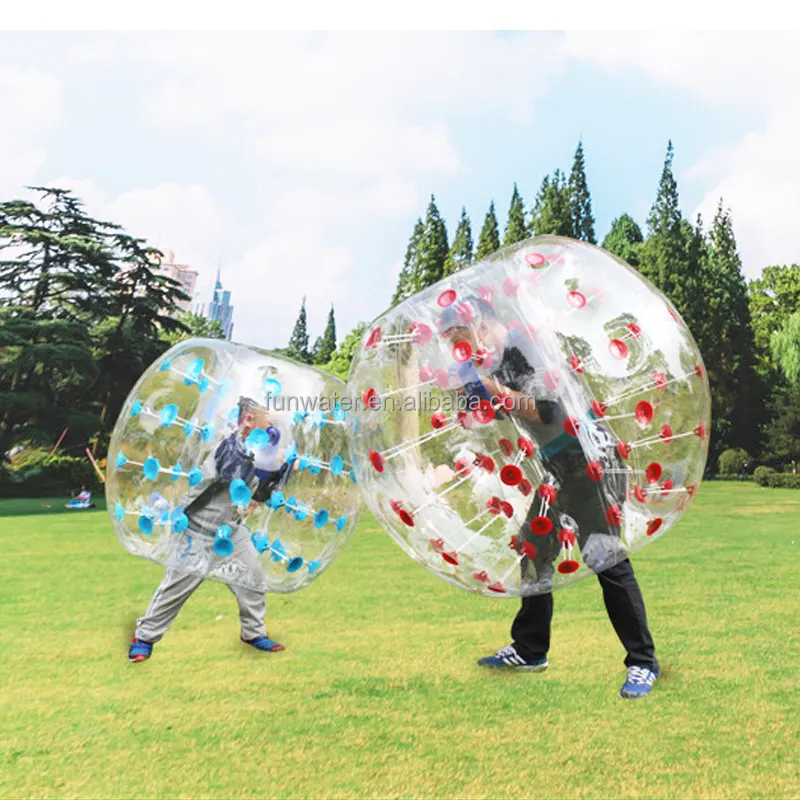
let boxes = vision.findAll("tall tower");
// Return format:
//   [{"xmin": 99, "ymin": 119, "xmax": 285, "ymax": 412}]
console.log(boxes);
[{"xmin": 206, "ymin": 265, "xmax": 235, "ymax": 340}]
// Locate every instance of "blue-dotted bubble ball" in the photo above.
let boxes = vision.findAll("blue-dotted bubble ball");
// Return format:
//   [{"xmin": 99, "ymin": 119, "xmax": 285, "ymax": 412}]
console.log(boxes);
[
  {"xmin": 106, "ymin": 338, "xmax": 360, "ymax": 593},
  {"xmin": 346, "ymin": 236, "xmax": 710, "ymax": 597}
]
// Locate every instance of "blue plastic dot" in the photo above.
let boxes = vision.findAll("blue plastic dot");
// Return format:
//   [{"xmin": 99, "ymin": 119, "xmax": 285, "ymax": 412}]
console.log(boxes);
[
  {"xmin": 333, "ymin": 404, "xmax": 345, "ymax": 422},
  {"xmin": 139, "ymin": 515, "xmax": 154, "ymax": 535},
  {"xmin": 264, "ymin": 378, "xmax": 282, "ymax": 397},
  {"xmin": 160, "ymin": 403, "xmax": 179, "ymax": 427},
  {"xmin": 287, "ymin": 495, "xmax": 297, "ymax": 511},
  {"xmin": 187, "ymin": 357, "xmax": 205, "ymax": 381},
  {"xmin": 270, "ymin": 491, "xmax": 285, "ymax": 510},
  {"xmin": 298, "ymin": 455, "xmax": 309, "ymax": 472},
  {"xmin": 188, "ymin": 467, "xmax": 203, "ymax": 487},
  {"xmin": 330, "ymin": 455, "xmax": 344, "ymax": 476},
  {"xmin": 349, "ymin": 469, "xmax": 357, "ymax": 485},
  {"xmin": 130, "ymin": 400, "xmax": 143, "ymax": 417},
  {"xmin": 314, "ymin": 509, "xmax": 329, "ymax": 528},
  {"xmin": 294, "ymin": 506, "xmax": 308, "ymax": 522},
  {"xmin": 247, "ymin": 428, "xmax": 269, "ymax": 451},
  {"xmin": 312, "ymin": 411, "xmax": 326, "ymax": 429},
  {"xmin": 251, "ymin": 533, "xmax": 269, "ymax": 553},
  {"xmin": 270, "ymin": 540, "xmax": 286, "ymax": 563},
  {"xmin": 170, "ymin": 463, "xmax": 182, "ymax": 481},
  {"xmin": 200, "ymin": 423, "xmax": 214, "ymax": 443},
  {"xmin": 334, "ymin": 516, "xmax": 347, "ymax": 532},
  {"xmin": 287, "ymin": 556, "xmax": 304, "ymax": 573},
  {"xmin": 182, "ymin": 421, "xmax": 194, "ymax": 438},
  {"xmin": 307, "ymin": 560, "xmax": 321, "ymax": 574},
  {"xmin": 214, "ymin": 525, "xmax": 234, "ymax": 557},
  {"xmin": 171, "ymin": 513, "xmax": 189, "ymax": 533},
  {"xmin": 310, "ymin": 462, "xmax": 322, "ymax": 476},
  {"xmin": 143, "ymin": 457, "xmax": 161, "ymax": 481},
  {"xmin": 227, "ymin": 406, "xmax": 239, "ymax": 423},
  {"xmin": 266, "ymin": 425, "xmax": 280, "ymax": 446},
  {"xmin": 159, "ymin": 359, "xmax": 172, "ymax": 372},
  {"xmin": 115, "ymin": 503, "xmax": 126, "ymax": 520},
  {"xmin": 230, "ymin": 479, "xmax": 252, "ymax": 506},
  {"xmin": 285, "ymin": 445, "xmax": 298, "ymax": 463},
  {"xmin": 198, "ymin": 377, "xmax": 210, "ymax": 395},
  {"xmin": 292, "ymin": 411, "xmax": 307, "ymax": 426},
  {"xmin": 115, "ymin": 451, "xmax": 129, "ymax": 469}
]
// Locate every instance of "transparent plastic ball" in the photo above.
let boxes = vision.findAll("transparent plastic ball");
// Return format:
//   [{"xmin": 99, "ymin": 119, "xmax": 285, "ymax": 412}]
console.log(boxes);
[
  {"xmin": 346, "ymin": 236, "xmax": 710, "ymax": 596},
  {"xmin": 106, "ymin": 338, "xmax": 359, "ymax": 593}
]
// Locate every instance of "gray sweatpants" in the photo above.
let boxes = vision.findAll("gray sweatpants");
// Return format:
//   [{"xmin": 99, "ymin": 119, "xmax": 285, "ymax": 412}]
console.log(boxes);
[{"xmin": 135, "ymin": 525, "xmax": 267, "ymax": 644}]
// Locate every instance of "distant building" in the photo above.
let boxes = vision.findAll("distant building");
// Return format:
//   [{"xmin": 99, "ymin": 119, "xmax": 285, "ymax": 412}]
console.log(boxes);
[
  {"xmin": 203, "ymin": 267, "xmax": 235, "ymax": 340},
  {"xmin": 151, "ymin": 249, "xmax": 198, "ymax": 315}
]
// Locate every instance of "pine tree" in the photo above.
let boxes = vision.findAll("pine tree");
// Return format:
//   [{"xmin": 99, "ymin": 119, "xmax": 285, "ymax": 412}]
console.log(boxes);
[
  {"xmin": 602, "ymin": 214, "xmax": 644, "ymax": 266},
  {"xmin": 530, "ymin": 170, "xmax": 573, "ymax": 237},
  {"xmin": 568, "ymin": 141, "xmax": 596, "ymax": 243},
  {"xmin": 287, "ymin": 297, "xmax": 311, "ymax": 364},
  {"xmin": 443, "ymin": 208, "xmax": 474, "ymax": 276},
  {"xmin": 392, "ymin": 218, "xmax": 424, "ymax": 305},
  {"xmin": 314, "ymin": 305, "xmax": 337, "ymax": 365},
  {"xmin": 503, "ymin": 184, "xmax": 527, "ymax": 246},
  {"xmin": 475, "ymin": 201, "xmax": 501, "ymax": 260},
  {"xmin": 415, "ymin": 195, "xmax": 449, "ymax": 290}
]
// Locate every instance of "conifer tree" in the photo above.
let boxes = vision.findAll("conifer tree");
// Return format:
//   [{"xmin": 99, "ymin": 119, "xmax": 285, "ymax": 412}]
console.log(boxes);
[
  {"xmin": 602, "ymin": 214, "xmax": 644, "ymax": 266},
  {"xmin": 444, "ymin": 207, "xmax": 474, "ymax": 276},
  {"xmin": 530, "ymin": 170, "xmax": 573, "ymax": 237},
  {"xmin": 314, "ymin": 305, "xmax": 337, "ymax": 365},
  {"xmin": 287, "ymin": 297, "xmax": 311, "ymax": 364},
  {"xmin": 568, "ymin": 141, "xmax": 596, "ymax": 243},
  {"xmin": 416, "ymin": 195, "xmax": 449, "ymax": 290},
  {"xmin": 475, "ymin": 201, "xmax": 501, "ymax": 260},
  {"xmin": 503, "ymin": 184, "xmax": 527, "ymax": 246},
  {"xmin": 392, "ymin": 218, "xmax": 424, "ymax": 305}
]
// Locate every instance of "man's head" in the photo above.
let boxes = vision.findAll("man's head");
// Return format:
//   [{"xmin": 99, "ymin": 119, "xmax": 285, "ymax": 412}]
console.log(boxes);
[
  {"xmin": 438, "ymin": 295, "xmax": 508, "ymax": 355},
  {"xmin": 237, "ymin": 396, "xmax": 270, "ymax": 438}
]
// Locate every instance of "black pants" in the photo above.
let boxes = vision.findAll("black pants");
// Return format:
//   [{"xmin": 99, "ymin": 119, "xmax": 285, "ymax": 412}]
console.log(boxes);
[{"xmin": 511, "ymin": 558, "xmax": 658, "ymax": 671}]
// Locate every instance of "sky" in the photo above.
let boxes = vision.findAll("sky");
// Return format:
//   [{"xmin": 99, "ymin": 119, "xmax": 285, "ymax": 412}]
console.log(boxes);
[{"xmin": 1, "ymin": 31, "xmax": 799, "ymax": 351}]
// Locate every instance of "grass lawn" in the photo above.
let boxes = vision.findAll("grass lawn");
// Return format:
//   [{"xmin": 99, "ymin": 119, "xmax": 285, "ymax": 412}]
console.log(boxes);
[{"xmin": 0, "ymin": 483, "xmax": 798, "ymax": 799}]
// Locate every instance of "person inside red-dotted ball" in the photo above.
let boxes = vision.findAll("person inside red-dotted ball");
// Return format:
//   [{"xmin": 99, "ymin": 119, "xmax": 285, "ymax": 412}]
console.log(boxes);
[{"xmin": 440, "ymin": 295, "xmax": 659, "ymax": 699}]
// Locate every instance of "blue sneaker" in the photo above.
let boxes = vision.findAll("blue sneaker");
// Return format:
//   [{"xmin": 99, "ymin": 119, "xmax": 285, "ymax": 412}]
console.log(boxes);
[
  {"xmin": 620, "ymin": 666, "xmax": 658, "ymax": 698},
  {"xmin": 128, "ymin": 638, "xmax": 153, "ymax": 662},
  {"xmin": 478, "ymin": 644, "xmax": 548, "ymax": 671},
  {"xmin": 243, "ymin": 635, "xmax": 285, "ymax": 653}
]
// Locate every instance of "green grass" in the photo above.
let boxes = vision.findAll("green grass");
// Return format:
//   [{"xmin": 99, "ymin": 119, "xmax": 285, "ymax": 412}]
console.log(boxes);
[{"xmin": 0, "ymin": 484, "xmax": 798, "ymax": 799}]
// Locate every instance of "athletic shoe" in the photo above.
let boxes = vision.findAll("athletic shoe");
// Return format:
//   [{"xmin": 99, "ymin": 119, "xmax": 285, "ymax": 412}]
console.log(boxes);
[
  {"xmin": 619, "ymin": 665, "xmax": 658, "ymax": 699},
  {"xmin": 243, "ymin": 635, "xmax": 285, "ymax": 653},
  {"xmin": 477, "ymin": 644, "xmax": 548, "ymax": 671},
  {"xmin": 128, "ymin": 638, "xmax": 153, "ymax": 663}
]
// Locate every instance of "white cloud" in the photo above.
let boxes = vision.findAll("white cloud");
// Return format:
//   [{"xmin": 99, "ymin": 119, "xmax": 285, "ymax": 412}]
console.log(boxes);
[
  {"xmin": 0, "ymin": 65, "xmax": 61, "ymax": 197},
  {"xmin": 564, "ymin": 31, "xmax": 800, "ymax": 275}
]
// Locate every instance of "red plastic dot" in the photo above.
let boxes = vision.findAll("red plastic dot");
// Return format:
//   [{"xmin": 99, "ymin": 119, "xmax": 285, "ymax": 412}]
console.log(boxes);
[
  {"xmin": 508, "ymin": 535, "xmax": 519, "ymax": 552},
  {"xmin": 503, "ymin": 277, "xmax": 519, "ymax": 297},
  {"xmin": 564, "ymin": 417, "xmax": 581, "ymax": 437},
  {"xmin": 500, "ymin": 465, "xmax": 522, "ymax": 486},
  {"xmin": 558, "ymin": 559, "xmax": 580, "ymax": 574},
  {"xmin": 626, "ymin": 323, "xmax": 642, "ymax": 339},
  {"xmin": 501, "ymin": 501, "xmax": 514, "ymax": 519},
  {"xmin": 474, "ymin": 347, "xmax": 493, "ymax": 369},
  {"xmin": 518, "ymin": 479, "xmax": 533, "ymax": 497},
  {"xmin": 454, "ymin": 458, "xmax": 471, "ymax": 477},
  {"xmin": 476, "ymin": 454, "xmax": 496, "ymax": 473},
  {"xmin": 686, "ymin": 484, "xmax": 697, "ymax": 498},
  {"xmin": 545, "ymin": 253, "xmax": 558, "ymax": 262},
  {"xmin": 486, "ymin": 496, "xmax": 502, "ymax": 514},
  {"xmin": 586, "ymin": 461, "xmax": 604, "ymax": 482},
  {"xmin": 617, "ymin": 441, "xmax": 631, "ymax": 460},
  {"xmin": 455, "ymin": 302, "xmax": 474, "ymax": 325},
  {"xmin": 473, "ymin": 400, "xmax": 495, "ymax": 425},
  {"xmin": 362, "ymin": 387, "xmax": 379, "ymax": 410},
  {"xmin": 410, "ymin": 322, "xmax": 432, "ymax": 345},
  {"xmin": 431, "ymin": 412, "xmax": 447, "ymax": 429},
  {"xmin": 635, "ymin": 401, "xmax": 654, "ymax": 425},
  {"xmin": 645, "ymin": 462, "xmax": 662, "ymax": 484},
  {"xmin": 369, "ymin": 450, "xmax": 385, "ymax": 473},
  {"xmin": 606, "ymin": 505, "xmax": 623, "ymax": 526},
  {"xmin": 660, "ymin": 425, "xmax": 673, "ymax": 442},
  {"xmin": 518, "ymin": 437, "xmax": 535, "ymax": 458},
  {"xmin": 661, "ymin": 479, "xmax": 674, "ymax": 497},
  {"xmin": 544, "ymin": 370, "xmax": 560, "ymax": 391},
  {"xmin": 653, "ymin": 371, "xmax": 667, "ymax": 390},
  {"xmin": 390, "ymin": 500, "xmax": 403, "ymax": 515},
  {"xmin": 478, "ymin": 285, "xmax": 496, "ymax": 306},
  {"xmin": 567, "ymin": 291, "xmax": 587, "ymax": 309},
  {"xmin": 570, "ymin": 354, "xmax": 584, "ymax": 373},
  {"xmin": 538, "ymin": 484, "xmax": 557, "ymax": 503},
  {"xmin": 398, "ymin": 509, "xmax": 415, "ymax": 527},
  {"xmin": 429, "ymin": 537, "xmax": 445, "ymax": 553},
  {"xmin": 558, "ymin": 528, "xmax": 577, "ymax": 548},
  {"xmin": 592, "ymin": 400, "xmax": 607, "ymax": 418},
  {"xmin": 419, "ymin": 364, "xmax": 435, "ymax": 382},
  {"xmin": 473, "ymin": 571, "xmax": 490, "ymax": 583},
  {"xmin": 525, "ymin": 252, "xmax": 545, "ymax": 266},
  {"xmin": 498, "ymin": 438, "xmax": 514, "ymax": 457},
  {"xmin": 609, "ymin": 338, "xmax": 629, "ymax": 360},
  {"xmin": 633, "ymin": 485, "xmax": 647, "ymax": 503},
  {"xmin": 694, "ymin": 422, "xmax": 706, "ymax": 440},
  {"xmin": 646, "ymin": 518, "xmax": 663, "ymax": 536},
  {"xmin": 434, "ymin": 369, "xmax": 450, "ymax": 389},
  {"xmin": 365, "ymin": 327, "xmax": 382, "ymax": 349},
  {"xmin": 487, "ymin": 582, "xmax": 506, "ymax": 593},
  {"xmin": 695, "ymin": 363, "xmax": 705, "ymax": 378},
  {"xmin": 456, "ymin": 410, "xmax": 472, "ymax": 429},
  {"xmin": 441, "ymin": 551, "xmax": 459, "ymax": 565},
  {"xmin": 452, "ymin": 340, "xmax": 473, "ymax": 363},
  {"xmin": 522, "ymin": 541, "xmax": 537, "ymax": 559},
  {"xmin": 530, "ymin": 516, "xmax": 553, "ymax": 536},
  {"xmin": 437, "ymin": 289, "xmax": 457, "ymax": 307}
]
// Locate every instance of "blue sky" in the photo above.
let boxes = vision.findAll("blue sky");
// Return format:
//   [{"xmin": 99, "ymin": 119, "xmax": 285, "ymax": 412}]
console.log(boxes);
[{"xmin": 1, "ymin": 32, "xmax": 797, "ymax": 350}]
